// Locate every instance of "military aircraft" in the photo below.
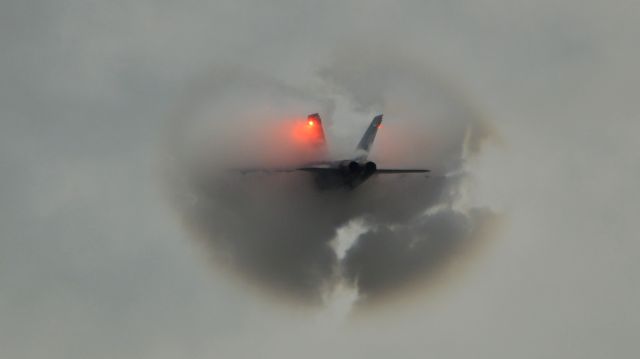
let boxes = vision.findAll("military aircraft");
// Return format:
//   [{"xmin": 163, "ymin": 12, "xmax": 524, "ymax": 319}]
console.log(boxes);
[{"xmin": 240, "ymin": 113, "xmax": 429, "ymax": 190}]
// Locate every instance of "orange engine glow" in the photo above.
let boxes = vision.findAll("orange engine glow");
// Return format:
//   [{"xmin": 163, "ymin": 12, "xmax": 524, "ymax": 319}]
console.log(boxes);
[{"xmin": 308, "ymin": 120, "xmax": 315, "ymax": 126}]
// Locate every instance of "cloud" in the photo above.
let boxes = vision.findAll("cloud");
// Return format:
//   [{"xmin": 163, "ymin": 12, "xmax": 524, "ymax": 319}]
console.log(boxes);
[
  {"xmin": 167, "ymin": 48, "xmax": 498, "ymax": 306},
  {"xmin": 343, "ymin": 207, "xmax": 497, "ymax": 306}
]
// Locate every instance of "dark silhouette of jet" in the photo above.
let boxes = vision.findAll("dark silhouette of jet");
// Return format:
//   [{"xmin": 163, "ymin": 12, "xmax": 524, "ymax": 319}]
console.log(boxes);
[{"xmin": 241, "ymin": 113, "xmax": 429, "ymax": 190}]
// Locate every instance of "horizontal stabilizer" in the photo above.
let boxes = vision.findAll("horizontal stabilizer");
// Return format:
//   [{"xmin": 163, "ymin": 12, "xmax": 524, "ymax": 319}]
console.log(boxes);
[
  {"xmin": 376, "ymin": 169, "xmax": 430, "ymax": 173},
  {"xmin": 296, "ymin": 166, "xmax": 339, "ymax": 173},
  {"xmin": 234, "ymin": 168, "xmax": 298, "ymax": 174}
]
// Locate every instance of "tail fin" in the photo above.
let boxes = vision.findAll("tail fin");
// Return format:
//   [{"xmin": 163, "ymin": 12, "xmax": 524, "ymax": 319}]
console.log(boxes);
[
  {"xmin": 307, "ymin": 113, "xmax": 327, "ymax": 151},
  {"xmin": 354, "ymin": 114, "xmax": 383, "ymax": 161}
]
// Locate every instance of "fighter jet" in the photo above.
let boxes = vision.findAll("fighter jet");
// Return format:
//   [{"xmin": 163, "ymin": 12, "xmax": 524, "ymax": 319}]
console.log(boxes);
[{"xmin": 240, "ymin": 113, "xmax": 429, "ymax": 190}]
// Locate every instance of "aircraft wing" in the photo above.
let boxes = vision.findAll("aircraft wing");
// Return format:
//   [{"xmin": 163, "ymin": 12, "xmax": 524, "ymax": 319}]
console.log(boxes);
[
  {"xmin": 235, "ymin": 168, "xmax": 299, "ymax": 174},
  {"xmin": 376, "ymin": 168, "xmax": 430, "ymax": 173},
  {"xmin": 297, "ymin": 167, "xmax": 429, "ymax": 174},
  {"xmin": 295, "ymin": 165, "xmax": 338, "ymax": 173},
  {"xmin": 234, "ymin": 160, "xmax": 335, "ymax": 174}
]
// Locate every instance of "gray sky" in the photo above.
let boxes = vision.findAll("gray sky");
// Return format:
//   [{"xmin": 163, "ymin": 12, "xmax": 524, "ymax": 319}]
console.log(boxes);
[{"xmin": 1, "ymin": 0, "xmax": 639, "ymax": 358}]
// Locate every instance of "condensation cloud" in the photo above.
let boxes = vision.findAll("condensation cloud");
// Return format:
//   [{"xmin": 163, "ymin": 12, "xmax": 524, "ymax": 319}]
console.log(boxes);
[{"xmin": 166, "ymin": 49, "xmax": 498, "ymax": 306}]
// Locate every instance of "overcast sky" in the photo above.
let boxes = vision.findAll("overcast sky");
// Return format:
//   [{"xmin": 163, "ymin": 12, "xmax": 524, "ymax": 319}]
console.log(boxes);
[{"xmin": 1, "ymin": 1, "xmax": 639, "ymax": 358}]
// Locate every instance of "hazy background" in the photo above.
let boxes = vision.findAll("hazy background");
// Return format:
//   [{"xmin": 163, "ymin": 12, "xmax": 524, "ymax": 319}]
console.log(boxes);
[{"xmin": 1, "ymin": 1, "xmax": 638, "ymax": 358}]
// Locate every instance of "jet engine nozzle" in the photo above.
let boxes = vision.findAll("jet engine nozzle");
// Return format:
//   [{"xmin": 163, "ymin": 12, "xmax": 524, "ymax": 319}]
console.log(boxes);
[
  {"xmin": 339, "ymin": 160, "xmax": 362, "ymax": 174},
  {"xmin": 364, "ymin": 161, "xmax": 377, "ymax": 174},
  {"xmin": 348, "ymin": 161, "xmax": 361, "ymax": 174}
]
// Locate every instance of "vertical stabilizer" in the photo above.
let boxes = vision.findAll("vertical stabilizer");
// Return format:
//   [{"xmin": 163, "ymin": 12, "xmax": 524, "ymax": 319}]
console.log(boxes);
[
  {"xmin": 354, "ymin": 114, "xmax": 383, "ymax": 161},
  {"xmin": 306, "ymin": 113, "xmax": 328, "ymax": 158},
  {"xmin": 307, "ymin": 113, "xmax": 326, "ymax": 144}
]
